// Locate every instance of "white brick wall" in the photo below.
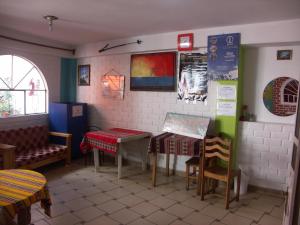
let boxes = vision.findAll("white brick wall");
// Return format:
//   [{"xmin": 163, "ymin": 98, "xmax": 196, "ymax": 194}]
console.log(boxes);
[{"xmin": 238, "ymin": 121, "xmax": 294, "ymax": 191}]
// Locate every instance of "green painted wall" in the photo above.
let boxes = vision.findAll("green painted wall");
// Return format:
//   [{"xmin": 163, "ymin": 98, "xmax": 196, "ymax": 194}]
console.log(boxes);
[
  {"xmin": 215, "ymin": 47, "xmax": 244, "ymax": 168},
  {"xmin": 60, "ymin": 58, "xmax": 77, "ymax": 102}
]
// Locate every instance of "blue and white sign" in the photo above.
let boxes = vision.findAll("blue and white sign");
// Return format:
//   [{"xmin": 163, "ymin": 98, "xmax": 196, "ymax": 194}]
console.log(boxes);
[{"xmin": 207, "ymin": 33, "xmax": 240, "ymax": 80}]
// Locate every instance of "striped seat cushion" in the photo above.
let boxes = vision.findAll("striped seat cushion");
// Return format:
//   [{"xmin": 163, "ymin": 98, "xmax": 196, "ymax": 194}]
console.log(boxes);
[{"xmin": 15, "ymin": 144, "xmax": 67, "ymax": 167}]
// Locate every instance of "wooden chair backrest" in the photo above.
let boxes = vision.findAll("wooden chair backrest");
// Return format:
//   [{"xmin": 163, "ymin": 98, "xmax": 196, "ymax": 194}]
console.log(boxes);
[{"xmin": 203, "ymin": 136, "xmax": 232, "ymax": 164}]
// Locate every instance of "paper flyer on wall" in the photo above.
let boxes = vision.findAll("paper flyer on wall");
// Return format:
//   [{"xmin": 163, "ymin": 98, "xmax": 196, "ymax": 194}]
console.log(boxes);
[
  {"xmin": 207, "ymin": 33, "xmax": 240, "ymax": 80},
  {"xmin": 177, "ymin": 53, "xmax": 208, "ymax": 103},
  {"xmin": 216, "ymin": 101, "xmax": 236, "ymax": 116},
  {"xmin": 217, "ymin": 84, "xmax": 236, "ymax": 100}
]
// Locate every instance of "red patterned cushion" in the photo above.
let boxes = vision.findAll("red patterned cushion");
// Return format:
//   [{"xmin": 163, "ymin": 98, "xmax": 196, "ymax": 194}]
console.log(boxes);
[
  {"xmin": 0, "ymin": 126, "xmax": 49, "ymax": 154},
  {"xmin": 15, "ymin": 144, "xmax": 67, "ymax": 167}
]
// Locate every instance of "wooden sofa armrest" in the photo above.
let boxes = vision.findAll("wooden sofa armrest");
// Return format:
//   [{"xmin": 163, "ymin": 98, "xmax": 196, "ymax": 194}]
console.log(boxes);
[
  {"xmin": 0, "ymin": 143, "xmax": 16, "ymax": 169},
  {"xmin": 49, "ymin": 132, "xmax": 72, "ymax": 138},
  {"xmin": 48, "ymin": 132, "xmax": 72, "ymax": 165}
]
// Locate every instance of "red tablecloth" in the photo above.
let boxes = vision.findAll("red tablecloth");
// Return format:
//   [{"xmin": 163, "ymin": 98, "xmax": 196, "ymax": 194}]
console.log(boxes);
[
  {"xmin": 80, "ymin": 128, "xmax": 150, "ymax": 155},
  {"xmin": 148, "ymin": 132, "xmax": 201, "ymax": 156}
]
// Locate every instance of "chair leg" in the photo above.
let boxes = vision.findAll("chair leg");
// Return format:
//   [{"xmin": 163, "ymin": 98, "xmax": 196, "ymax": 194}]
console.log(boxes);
[
  {"xmin": 186, "ymin": 164, "xmax": 190, "ymax": 190},
  {"xmin": 236, "ymin": 171, "xmax": 241, "ymax": 201},
  {"xmin": 200, "ymin": 177, "xmax": 205, "ymax": 199},
  {"xmin": 225, "ymin": 180, "xmax": 231, "ymax": 209}
]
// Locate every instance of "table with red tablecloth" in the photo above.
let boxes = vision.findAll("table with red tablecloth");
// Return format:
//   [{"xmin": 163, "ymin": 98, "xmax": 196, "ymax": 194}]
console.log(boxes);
[
  {"xmin": 148, "ymin": 132, "xmax": 203, "ymax": 186},
  {"xmin": 80, "ymin": 128, "xmax": 151, "ymax": 179}
]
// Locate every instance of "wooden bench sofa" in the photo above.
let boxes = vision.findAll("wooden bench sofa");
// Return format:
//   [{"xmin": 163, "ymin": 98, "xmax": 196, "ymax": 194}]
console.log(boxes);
[{"xmin": 0, "ymin": 126, "xmax": 71, "ymax": 169}]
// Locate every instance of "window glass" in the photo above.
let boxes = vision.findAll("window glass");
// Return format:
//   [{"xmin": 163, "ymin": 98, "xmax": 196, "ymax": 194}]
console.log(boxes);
[{"xmin": 0, "ymin": 55, "xmax": 48, "ymax": 117}]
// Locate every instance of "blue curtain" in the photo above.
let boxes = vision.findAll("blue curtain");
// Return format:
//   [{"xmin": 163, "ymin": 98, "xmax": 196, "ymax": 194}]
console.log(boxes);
[{"xmin": 60, "ymin": 58, "xmax": 77, "ymax": 102}]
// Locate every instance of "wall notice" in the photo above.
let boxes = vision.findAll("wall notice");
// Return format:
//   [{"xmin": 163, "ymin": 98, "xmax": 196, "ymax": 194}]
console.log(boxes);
[
  {"xmin": 217, "ymin": 84, "xmax": 236, "ymax": 100},
  {"xmin": 72, "ymin": 105, "xmax": 83, "ymax": 117},
  {"xmin": 216, "ymin": 101, "xmax": 236, "ymax": 116}
]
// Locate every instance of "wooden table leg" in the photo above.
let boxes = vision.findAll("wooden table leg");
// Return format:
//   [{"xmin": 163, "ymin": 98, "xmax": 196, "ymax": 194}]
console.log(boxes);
[
  {"xmin": 17, "ymin": 206, "xmax": 31, "ymax": 225},
  {"xmin": 152, "ymin": 152, "xmax": 157, "ymax": 187},
  {"xmin": 93, "ymin": 148, "xmax": 100, "ymax": 172},
  {"xmin": 166, "ymin": 151, "xmax": 170, "ymax": 176}
]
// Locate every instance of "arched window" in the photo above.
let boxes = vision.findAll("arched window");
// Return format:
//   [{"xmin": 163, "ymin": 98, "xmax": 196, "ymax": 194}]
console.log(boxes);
[
  {"xmin": 280, "ymin": 78, "xmax": 298, "ymax": 105},
  {"xmin": 0, "ymin": 55, "xmax": 48, "ymax": 117}
]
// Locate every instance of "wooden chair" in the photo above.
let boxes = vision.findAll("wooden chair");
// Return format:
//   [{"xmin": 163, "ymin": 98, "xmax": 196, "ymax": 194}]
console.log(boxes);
[
  {"xmin": 200, "ymin": 136, "xmax": 241, "ymax": 209},
  {"xmin": 185, "ymin": 156, "xmax": 200, "ymax": 190}
]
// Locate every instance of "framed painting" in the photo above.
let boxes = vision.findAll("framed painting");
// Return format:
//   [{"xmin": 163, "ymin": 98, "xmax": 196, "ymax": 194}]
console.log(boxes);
[
  {"xmin": 130, "ymin": 52, "xmax": 177, "ymax": 91},
  {"xmin": 78, "ymin": 64, "xmax": 90, "ymax": 86}
]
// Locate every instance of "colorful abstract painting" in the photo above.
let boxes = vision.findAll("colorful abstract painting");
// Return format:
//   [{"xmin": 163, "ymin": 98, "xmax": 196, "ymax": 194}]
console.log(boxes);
[{"xmin": 130, "ymin": 52, "xmax": 176, "ymax": 91}]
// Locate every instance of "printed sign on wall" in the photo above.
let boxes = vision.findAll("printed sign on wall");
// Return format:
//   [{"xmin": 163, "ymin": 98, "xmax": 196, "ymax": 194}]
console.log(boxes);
[{"xmin": 207, "ymin": 33, "xmax": 240, "ymax": 80}]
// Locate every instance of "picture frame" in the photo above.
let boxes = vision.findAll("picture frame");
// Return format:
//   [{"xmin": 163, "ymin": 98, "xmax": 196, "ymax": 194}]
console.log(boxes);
[
  {"xmin": 78, "ymin": 64, "xmax": 90, "ymax": 86},
  {"xmin": 277, "ymin": 50, "xmax": 292, "ymax": 60},
  {"xmin": 130, "ymin": 52, "xmax": 177, "ymax": 91},
  {"xmin": 177, "ymin": 33, "xmax": 193, "ymax": 51}
]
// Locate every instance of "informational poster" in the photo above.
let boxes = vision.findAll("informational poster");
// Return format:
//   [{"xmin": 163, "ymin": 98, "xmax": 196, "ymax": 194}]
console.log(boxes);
[
  {"xmin": 216, "ymin": 101, "xmax": 236, "ymax": 116},
  {"xmin": 101, "ymin": 74, "xmax": 125, "ymax": 100},
  {"xmin": 177, "ymin": 53, "xmax": 208, "ymax": 103},
  {"xmin": 72, "ymin": 105, "xmax": 83, "ymax": 117},
  {"xmin": 217, "ymin": 84, "xmax": 236, "ymax": 100},
  {"xmin": 207, "ymin": 33, "xmax": 240, "ymax": 80}
]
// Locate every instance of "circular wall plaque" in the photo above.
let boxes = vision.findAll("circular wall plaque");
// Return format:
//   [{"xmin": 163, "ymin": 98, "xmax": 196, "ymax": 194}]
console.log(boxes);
[{"xmin": 263, "ymin": 77, "xmax": 299, "ymax": 117}]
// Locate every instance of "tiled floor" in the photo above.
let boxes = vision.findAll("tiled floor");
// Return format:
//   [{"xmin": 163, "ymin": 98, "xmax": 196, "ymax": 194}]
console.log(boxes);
[{"xmin": 30, "ymin": 160, "xmax": 285, "ymax": 225}]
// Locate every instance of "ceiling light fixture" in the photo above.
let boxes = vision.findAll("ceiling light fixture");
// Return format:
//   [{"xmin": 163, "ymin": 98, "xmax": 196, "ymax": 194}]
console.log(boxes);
[{"xmin": 43, "ymin": 15, "xmax": 58, "ymax": 31}]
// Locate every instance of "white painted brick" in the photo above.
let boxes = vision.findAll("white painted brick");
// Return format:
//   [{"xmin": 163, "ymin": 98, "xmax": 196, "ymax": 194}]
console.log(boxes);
[
  {"xmin": 252, "ymin": 143, "xmax": 269, "ymax": 152},
  {"xmin": 270, "ymin": 146, "xmax": 288, "ymax": 154},
  {"xmin": 282, "ymin": 125, "xmax": 295, "ymax": 132},
  {"xmin": 238, "ymin": 143, "xmax": 252, "ymax": 152},
  {"xmin": 247, "ymin": 122, "xmax": 264, "ymax": 131},
  {"xmin": 261, "ymin": 152, "xmax": 278, "ymax": 161},
  {"xmin": 247, "ymin": 137, "xmax": 264, "ymax": 144},
  {"xmin": 271, "ymin": 131, "xmax": 290, "ymax": 140},
  {"xmin": 282, "ymin": 140, "xmax": 293, "ymax": 149},
  {"xmin": 264, "ymin": 124, "xmax": 283, "ymax": 131},
  {"xmin": 269, "ymin": 159, "xmax": 288, "ymax": 170},
  {"xmin": 279, "ymin": 154, "xmax": 292, "ymax": 162},
  {"xmin": 241, "ymin": 129, "xmax": 254, "ymax": 137},
  {"xmin": 254, "ymin": 130, "xmax": 271, "ymax": 138},
  {"xmin": 264, "ymin": 138, "xmax": 282, "ymax": 147}
]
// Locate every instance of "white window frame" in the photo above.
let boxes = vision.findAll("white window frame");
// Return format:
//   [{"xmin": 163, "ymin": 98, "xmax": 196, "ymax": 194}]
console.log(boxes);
[{"xmin": 0, "ymin": 54, "xmax": 48, "ymax": 117}]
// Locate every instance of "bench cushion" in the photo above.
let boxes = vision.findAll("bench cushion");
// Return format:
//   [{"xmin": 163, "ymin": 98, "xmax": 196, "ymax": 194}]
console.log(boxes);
[
  {"xmin": 0, "ymin": 126, "xmax": 49, "ymax": 154},
  {"xmin": 15, "ymin": 144, "xmax": 67, "ymax": 167}
]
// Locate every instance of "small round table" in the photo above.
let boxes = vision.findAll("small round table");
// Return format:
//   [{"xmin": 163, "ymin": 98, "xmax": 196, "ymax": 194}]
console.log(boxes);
[{"xmin": 0, "ymin": 169, "xmax": 51, "ymax": 225}]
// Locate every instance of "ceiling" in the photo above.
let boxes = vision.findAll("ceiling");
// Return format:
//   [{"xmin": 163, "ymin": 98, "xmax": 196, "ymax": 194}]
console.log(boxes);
[{"xmin": 0, "ymin": 0, "xmax": 299, "ymax": 47}]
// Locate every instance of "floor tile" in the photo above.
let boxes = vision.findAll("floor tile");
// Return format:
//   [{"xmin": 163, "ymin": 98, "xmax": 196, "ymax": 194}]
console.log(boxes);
[
  {"xmin": 165, "ymin": 204, "xmax": 194, "ymax": 218},
  {"xmin": 149, "ymin": 196, "xmax": 177, "ymax": 209},
  {"xmin": 135, "ymin": 190, "xmax": 161, "ymax": 201},
  {"xmin": 270, "ymin": 205, "xmax": 284, "ymax": 219},
  {"xmin": 169, "ymin": 220, "xmax": 191, "ymax": 225},
  {"xmin": 166, "ymin": 191, "xmax": 192, "ymax": 202},
  {"xmin": 181, "ymin": 197, "xmax": 209, "ymax": 211},
  {"xmin": 106, "ymin": 187, "xmax": 131, "ymax": 198},
  {"xmin": 97, "ymin": 199, "xmax": 126, "ymax": 214},
  {"xmin": 201, "ymin": 205, "xmax": 229, "ymax": 220},
  {"xmin": 64, "ymin": 198, "xmax": 93, "ymax": 211},
  {"xmin": 73, "ymin": 206, "xmax": 105, "ymax": 222},
  {"xmin": 183, "ymin": 212, "xmax": 215, "ymax": 225},
  {"xmin": 247, "ymin": 199, "xmax": 275, "ymax": 213},
  {"xmin": 86, "ymin": 192, "xmax": 113, "ymax": 205},
  {"xmin": 131, "ymin": 202, "xmax": 160, "ymax": 216},
  {"xmin": 235, "ymin": 206, "xmax": 264, "ymax": 221},
  {"xmin": 221, "ymin": 213, "xmax": 253, "ymax": 225},
  {"xmin": 84, "ymin": 215, "xmax": 119, "ymax": 225},
  {"xmin": 128, "ymin": 218, "xmax": 155, "ymax": 225},
  {"xmin": 43, "ymin": 203, "xmax": 70, "ymax": 218},
  {"xmin": 47, "ymin": 212, "xmax": 80, "ymax": 225},
  {"xmin": 117, "ymin": 194, "xmax": 145, "ymax": 207},
  {"xmin": 258, "ymin": 214, "xmax": 282, "ymax": 225},
  {"xmin": 55, "ymin": 190, "xmax": 81, "ymax": 202},
  {"xmin": 109, "ymin": 208, "xmax": 141, "ymax": 224},
  {"xmin": 146, "ymin": 210, "xmax": 177, "ymax": 225},
  {"xmin": 34, "ymin": 220, "xmax": 50, "ymax": 225}
]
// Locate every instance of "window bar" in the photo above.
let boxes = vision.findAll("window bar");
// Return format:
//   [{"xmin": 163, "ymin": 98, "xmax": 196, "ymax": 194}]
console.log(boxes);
[
  {"xmin": 45, "ymin": 90, "xmax": 47, "ymax": 113},
  {"xmin": 24, "ymin": 90, "xmax": 26, "ymax": 115}
]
